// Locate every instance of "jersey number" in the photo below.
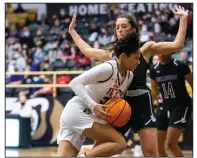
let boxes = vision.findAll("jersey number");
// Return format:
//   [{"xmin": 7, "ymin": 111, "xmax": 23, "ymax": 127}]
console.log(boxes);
[{"xmin": 161, "ymin": 82, "xmax": 176, "ymax": 99}]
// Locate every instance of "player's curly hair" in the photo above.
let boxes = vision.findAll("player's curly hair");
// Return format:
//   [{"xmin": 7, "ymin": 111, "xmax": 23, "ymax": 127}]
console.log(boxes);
[{"xmin": 114, "ymin": 32, "xmax": 140, "ymax": 58}]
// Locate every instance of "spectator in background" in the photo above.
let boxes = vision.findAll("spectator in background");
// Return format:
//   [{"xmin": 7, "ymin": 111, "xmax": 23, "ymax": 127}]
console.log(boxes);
[
  {"xmin": 6, "ymin": 25, "xmax": 21, "ymax": 41},
  {"xmin": 27, "ymin": 18, "xmax": 40, "ymax": 36},
  {"xmin": 21, "ymin": 26, "xmax": 34, "ymax": 48},
  {"xmin": 169, "ymin": 17, "xmax": 179, "ymax": 36},
  {"xmin": 98, "ymin": 28, "xmax": 111, "ymax": 47},
  {"xmin": 6, "ymin": 25, "xmax": 20, "ymax": 50},
  {"xmin": 40, "ymin": 56, "xmax": 53, "ymax": 71},
  {"xmin": 6, "ymin": 43, "xmax": 25, "ymax": 84},
  {"xmin": 88, "ymin": 21, "xmax": 100, "ymax": 45},
  {"xmin": 7, "ymin": 38, "xmax": 22, "ymax": 62},
  {"xmin": 180, "ymin": 51, "xmax": 192, "ymax": 66},
  {"xmin": 32, "ymin": 41, "xmax": 46, "ymax": 70},
  {"xmin": 152, "ymin": 55, "xmax": 160, "ymax": 65},
  {"xmin": 43, "ymin": 33, "xmax": 59, "ymax": 52},
  {"xmin": 33, "ymin": 29, "xmax": 46, "ymax": 47},
  {"xmin": 14, "ymin": 3, "xmax": 25, "ymax": 13},
  {"xmin": 38, "ymin": 13, "xmax": 49, "ymax": 25},
  {"xmin": 51, "ymin": 14, "xmax": 58, "ymax": 24},
  {"xmin": 57, "ymin": 74, "xmax": 71, "ymax": 84},
  {"xmin": 50, "ymin": 18, "xmax": 62, "ymax": 35},
  {"xmin": 60, "ymin": 43, "xmax": 76, "ymax": 63},
  {"xmin": 48, "ymin": 42, "xmax": 62, "ymax": 63},
  {"xmin": 7, "ymin": 44, "xmax": 26, "ymax": 73},
  {"xmin": 108, "ymin": 4, "xmax": 120, "ymax": 21},
  {"xmin": 59, "ymin": 31, "xmax": 71, "ymax": 50},
  {"xmin": 153, "ymin": 23, "xmax": 166, "ymax": 42},
  {"xmin": 10, "ymin": 92, "xmax": 33, "ymax": 118},
  {"xmin": 158, "ymin": 14, "xmax": 170, "ymax": 35},
  {"xmin": 76, "ymin": 53, "xmax": 91, "ymax": 70},
  {"xmin": 140, "ymin": 24, "xmax": 150, "ymax": 43},
  {"xmin": 16, "ymin": 65, "xmax": 45, "ymax": 97},
  {"xmin": 21, "ymin": 44, "xmax": 30, "ymax": 61},
  {"xmin": 38, "ymin": 13, "xmax": 50, "ymax": 35},
  {"xmin": 60, "ymin": 43, "xmax": 77, "ymax": 70},
  {"xmin": 30, "ymin": 76, "xmax": 53, "ymax": 98},
  {"xmin": 6, "ymin": 3, "xmax": 14, "ymax": 14}
]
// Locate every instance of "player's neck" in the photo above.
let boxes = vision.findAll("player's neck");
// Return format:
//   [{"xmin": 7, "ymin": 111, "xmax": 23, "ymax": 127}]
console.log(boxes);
[
  {"xmin": 160, "ymin": 59, "xmax": 171, "ymax": 65},
  {"xmin": 117, "ymin": 60, "xmax": 126, "ymax": 76}
]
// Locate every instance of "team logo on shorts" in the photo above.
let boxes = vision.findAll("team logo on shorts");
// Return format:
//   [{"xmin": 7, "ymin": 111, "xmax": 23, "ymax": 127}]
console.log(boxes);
[{"xmin": 83, "ymin": 108, "xmax": 92, "ymax": 115}]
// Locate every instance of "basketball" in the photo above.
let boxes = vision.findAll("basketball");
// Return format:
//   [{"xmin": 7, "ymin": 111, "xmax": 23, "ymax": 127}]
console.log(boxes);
[{"xmin": 104, "ymin": 98, "xmax": 131, "ymax": 127}]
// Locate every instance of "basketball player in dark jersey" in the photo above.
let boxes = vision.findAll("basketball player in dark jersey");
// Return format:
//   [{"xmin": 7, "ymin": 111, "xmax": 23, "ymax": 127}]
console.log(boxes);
[
  {"xmin": 149, "ymin": 53, "xmax": 192, "ymax": 157},
  {"xmin": 68, "ymin": 5, "xmax": 188, "ymax": 156}
]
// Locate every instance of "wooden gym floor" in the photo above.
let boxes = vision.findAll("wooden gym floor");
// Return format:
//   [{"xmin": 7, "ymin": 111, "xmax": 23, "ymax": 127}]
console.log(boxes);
[{"xmin": 6, "ymin": 146, "xmax": 193, "ymax": 157}]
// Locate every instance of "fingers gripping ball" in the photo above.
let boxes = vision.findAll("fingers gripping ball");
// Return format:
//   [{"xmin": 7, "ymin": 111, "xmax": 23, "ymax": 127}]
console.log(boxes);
[{"xmin": 104, "ymin": 98, "xmax": 131, "ymax": 127}]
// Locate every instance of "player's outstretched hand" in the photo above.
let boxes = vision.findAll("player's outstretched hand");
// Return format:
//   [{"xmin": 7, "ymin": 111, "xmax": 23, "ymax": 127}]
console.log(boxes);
[
  {"xmin": 173, "ymin": 5, "xmax": 188, "ymax": 19},
  {"xmin": 69, "ymin": 14, "xmax": 77, "ymax": 33}
]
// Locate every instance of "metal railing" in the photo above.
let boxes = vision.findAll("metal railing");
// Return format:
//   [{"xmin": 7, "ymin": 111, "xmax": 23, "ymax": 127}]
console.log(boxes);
[{"xmin": 6, "ymin": 71, "xmax": 85, "ymax": 97}]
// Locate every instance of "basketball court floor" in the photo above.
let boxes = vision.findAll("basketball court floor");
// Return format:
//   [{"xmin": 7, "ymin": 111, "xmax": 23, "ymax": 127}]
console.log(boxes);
[{"xmin": 6, "ymin": 145, "xmax": 193, "ymax": 157}]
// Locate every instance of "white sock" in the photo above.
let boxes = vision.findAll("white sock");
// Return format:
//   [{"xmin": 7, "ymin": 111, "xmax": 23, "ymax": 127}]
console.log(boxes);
[{"xmin": 79, "ymin": 153, "xmax": 87, "ymax": 157}]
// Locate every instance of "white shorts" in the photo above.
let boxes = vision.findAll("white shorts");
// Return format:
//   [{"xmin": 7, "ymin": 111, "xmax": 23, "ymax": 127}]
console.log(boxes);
[{"xmin": 57, "ymin": 97, "xmax": 107, "ymax": 150}]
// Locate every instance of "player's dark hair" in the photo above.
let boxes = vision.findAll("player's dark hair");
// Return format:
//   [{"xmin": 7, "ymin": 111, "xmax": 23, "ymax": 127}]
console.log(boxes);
[{"xmin": 114, "ymin": 32, "xmax": 140, "ymax": 58}]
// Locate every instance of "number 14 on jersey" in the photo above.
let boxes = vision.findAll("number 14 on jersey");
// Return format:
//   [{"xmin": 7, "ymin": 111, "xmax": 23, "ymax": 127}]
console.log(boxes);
[{"xmin": 161, "ymin": 82, "xmax": 176, "ymax": 99}]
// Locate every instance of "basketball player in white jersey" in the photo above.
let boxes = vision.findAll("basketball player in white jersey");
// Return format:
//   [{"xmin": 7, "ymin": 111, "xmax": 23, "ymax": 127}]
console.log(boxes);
[{"xmin": 57, "ymin": 32, "xmax": 140, "ymax": 157}]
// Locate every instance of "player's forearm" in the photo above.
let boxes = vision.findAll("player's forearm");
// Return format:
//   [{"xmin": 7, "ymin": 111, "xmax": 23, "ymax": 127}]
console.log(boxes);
[
  {"xmin": 70, "ymin": 30, "xmax": 91, "ymax": 52},
  {"xmin": 69, "ymin": 30, "xmax": 112, "ymax": 61},
  {"xmin": 174, "ymin": 16, "xmax": 188, "ymax": 49},
  {"xmin": 151, "ymin": 91, "xmax": 158, "ymax": 103},
  {"xmin": 69, "ymin": 79, "xmax": 97, "ymax": 111}
]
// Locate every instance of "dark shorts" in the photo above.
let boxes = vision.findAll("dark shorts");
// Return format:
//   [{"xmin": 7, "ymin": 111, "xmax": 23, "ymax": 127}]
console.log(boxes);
[
  {"xmin": 156, "ymin": 105, "xmax": 192, "ymax": 131},
  {"xmin": 116, "ymin": 92, "xmax": 156, "ymax": 134}
]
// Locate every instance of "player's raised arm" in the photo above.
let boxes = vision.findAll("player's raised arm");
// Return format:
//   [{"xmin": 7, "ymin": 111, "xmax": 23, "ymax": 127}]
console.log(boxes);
[
  {"xmin": 142, "ymin": 5, "xmax": 188, "ymax": 59},
  {"xmin": 69, "ymin": 14, "xmax": 112, "ymax": 61}
]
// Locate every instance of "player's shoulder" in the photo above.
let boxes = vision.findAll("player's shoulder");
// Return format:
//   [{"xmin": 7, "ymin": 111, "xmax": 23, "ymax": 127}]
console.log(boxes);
[
  {"xmin": 172, "ymin": 58, "xmax": 187, "ymax": 67},
  {"xmin": 149, "ymin": 63, "xmax": 160, "ymax": 76},
  {"xmin": 99, "ymin": 60, "xmax": 116, "ymax": 72},
  {"xmin": 90, "ymin": 61, "xmax": 114, "ymax": 77},
  {"xmin": 141, "ymin": 41, "xmax": 156, "ymax": 50},
  {"xmin": 140, "ymin": 41, "xmax": 156, "ymax": 57}
]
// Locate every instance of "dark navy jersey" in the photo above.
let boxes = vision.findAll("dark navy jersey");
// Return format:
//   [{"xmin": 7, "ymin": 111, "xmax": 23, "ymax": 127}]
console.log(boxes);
[
  {"xmin": 150, "ymin": 58, "xmax": 191, "ymax": 109},
  {"xmin": 128, "ymin": 53, "xmax": 150, "ymax": 91}
]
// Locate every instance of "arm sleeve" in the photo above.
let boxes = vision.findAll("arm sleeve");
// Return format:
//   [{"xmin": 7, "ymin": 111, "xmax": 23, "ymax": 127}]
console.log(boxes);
[
  {"xmin": 69, "ymin": 63, "xmax": 113, "ymax": 111},
  {"xmin": 179, "ymin": 62, "xmax": 191, "ymax": 76}
]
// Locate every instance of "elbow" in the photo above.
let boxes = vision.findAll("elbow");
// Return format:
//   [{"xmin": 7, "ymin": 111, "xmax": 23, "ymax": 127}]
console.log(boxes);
[
  {"xmin": 69, "ymin": 79, "xmax": 76, "ymax": 90},
  {"xmin": 177, "ymin": 44, "xmax": 185, "ymax": 50},
  {"xmin": 81, "ymin": 48, "xmax": 92, "ymax": 58},
  {"xmin": 174, "ymin": 42, "xmax": 185, "ymax": 50}
]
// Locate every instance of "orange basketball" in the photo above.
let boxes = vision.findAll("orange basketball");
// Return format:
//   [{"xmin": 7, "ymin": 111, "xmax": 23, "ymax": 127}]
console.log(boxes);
[{"xmin": 104, "ymin": 98, "xmax": 131, "ymax": 127}]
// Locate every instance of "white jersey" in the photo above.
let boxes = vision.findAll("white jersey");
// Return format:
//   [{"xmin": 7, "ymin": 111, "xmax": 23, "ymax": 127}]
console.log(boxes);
[
  {"xmin": 58, "ymin": 60, "xmax": 133, "ymax": 149},
  {"xmin": 69, "ymin": 60, "xmax": 133, "ymax": 110}
]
